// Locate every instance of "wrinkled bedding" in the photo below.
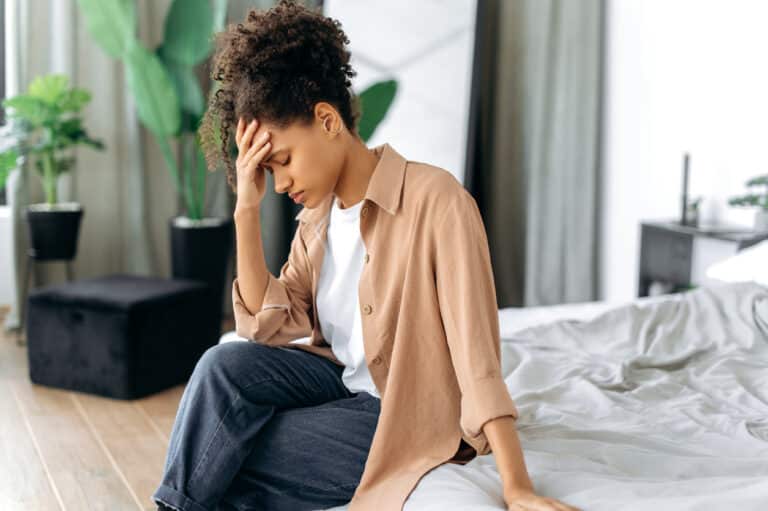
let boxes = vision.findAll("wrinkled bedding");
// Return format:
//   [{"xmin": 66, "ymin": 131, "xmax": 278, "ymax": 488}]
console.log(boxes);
[{"xmin": 329, "ymin": 281, "xmax": 768, "ymax": 510}]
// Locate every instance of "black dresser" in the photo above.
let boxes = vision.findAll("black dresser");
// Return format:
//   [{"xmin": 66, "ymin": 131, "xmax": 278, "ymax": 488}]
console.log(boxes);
[{"xmin": 638, "ymin": 220, "xmax": 768, "ymax": 297}]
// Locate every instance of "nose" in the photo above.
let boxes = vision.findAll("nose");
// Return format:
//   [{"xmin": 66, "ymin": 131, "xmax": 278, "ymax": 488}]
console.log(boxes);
[{"xmin": 273, "ymin": 174, "xmax": 293, "ymax": 195}]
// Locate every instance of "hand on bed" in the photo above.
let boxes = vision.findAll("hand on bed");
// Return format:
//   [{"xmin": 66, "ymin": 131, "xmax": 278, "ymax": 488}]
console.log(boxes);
[
  {"xmin": 482, "ymin": 417, "xmax": 581, "ymax": 510},
  {"xmin": 504, "ymin": 488, "xmax": 581, "ymax": 511}
]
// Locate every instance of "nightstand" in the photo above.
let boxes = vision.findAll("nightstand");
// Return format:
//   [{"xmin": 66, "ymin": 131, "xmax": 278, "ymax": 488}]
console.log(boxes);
[{"xmin": 638, "ymin": 220, "xmax": 768, "ymax": 297}]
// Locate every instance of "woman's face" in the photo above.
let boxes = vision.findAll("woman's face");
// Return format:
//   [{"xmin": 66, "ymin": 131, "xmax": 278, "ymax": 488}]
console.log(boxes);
[{"xmin": 250, "ymin": 106, "xmax": 346, "ymax": 209}]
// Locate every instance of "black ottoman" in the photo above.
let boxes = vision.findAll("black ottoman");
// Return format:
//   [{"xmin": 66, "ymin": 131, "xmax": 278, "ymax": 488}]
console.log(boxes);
[{"xmin": 26, "ymin": 273, "xmax": 220, "ymax": 399}]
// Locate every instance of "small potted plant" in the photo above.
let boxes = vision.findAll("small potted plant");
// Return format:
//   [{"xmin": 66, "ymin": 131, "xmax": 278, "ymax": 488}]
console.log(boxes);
[
  {"xmin": 728, "ymin": 174, "xmax": 768, "ymax": 231},
  {"xmin": 0, "ymin": 73, "xmax": 104, "ymax": 260}
]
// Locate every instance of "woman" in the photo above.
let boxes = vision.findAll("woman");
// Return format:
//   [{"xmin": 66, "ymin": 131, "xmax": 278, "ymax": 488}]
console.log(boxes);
[{"xmin": 153, "ymin": 1, "xmax": 581, "ymax": 510}]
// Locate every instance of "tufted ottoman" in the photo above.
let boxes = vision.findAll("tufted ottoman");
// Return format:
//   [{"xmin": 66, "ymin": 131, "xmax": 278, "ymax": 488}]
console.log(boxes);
[{"xmin": 26, "ymin": 273, "xmax": 220, "ymax": 399}]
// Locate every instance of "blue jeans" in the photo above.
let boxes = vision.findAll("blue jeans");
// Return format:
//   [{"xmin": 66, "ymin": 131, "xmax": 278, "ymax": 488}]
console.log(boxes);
[{"xmin": 152, "ymin": 341, "xmax": 381, "ymax": 511}]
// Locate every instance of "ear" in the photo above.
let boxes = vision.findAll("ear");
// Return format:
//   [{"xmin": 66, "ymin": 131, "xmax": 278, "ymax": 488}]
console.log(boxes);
[{"xmin": 314, "ymin": 102, "xmax": 342, "ymax": 136}]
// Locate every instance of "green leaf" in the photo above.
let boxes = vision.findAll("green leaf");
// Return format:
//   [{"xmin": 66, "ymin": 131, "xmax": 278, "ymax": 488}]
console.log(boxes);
[
  {"xmin": 76, "ymin": 0, "xmax": 137, "ymax": 58},
  {"xmin": 746, "ymin": 174, "xmax": 768, "ymax": 187},
  {"xmin": 28, "ymin": 74, "xmax": 69, "ymax": 104},
  {"xmin": 58, "ymin": 117, "xmax": 85, "ymax": 137},
  {"xmin": 357, "ymin": 79, "xmax": 397, "ymax": 142},
  {"xmin": 158, "ymin": 47, "xmax": 205, "ymax": 118},
  {"xmin": 54, "ymin": 156, "xmax": 76, "ymax": 176},
  {"xmin": 54, "ymin": 118, "xmax": 105, "ymax": 151},
  {"xmin": 181, "ymin": 135, "xmax": 198, "ymax": 218},
  {"xmin": 162, "ymin": 0, "xmax": 214, "ymax": 67},
  {"xmin": 80, "ymin": 136, "xmax": 106, "ymax": 151},
  {"xmin": 2, "ymin": 96, "xmax": 50, "ymax": 126},
  {"xmin": 124, "ymin": 42, "xmax": 180, "ymax": 136},
  {"xmin": 58, "ymin": 88, "xmax": 92, "ymax": 112},
  {"xmin": 196, "ymin": 141, "xmax": 207, "ymax": 217},
  {"xmin": 0, "ymin": 148, "xmax": 20, "ymax": 189},
  {"xmin": 212, "ymin": 0, "xmax": 229, "ymax": 32},
  {"xmin": 729, "ymin": 194, "xmax": 761, "ymax": 207}
]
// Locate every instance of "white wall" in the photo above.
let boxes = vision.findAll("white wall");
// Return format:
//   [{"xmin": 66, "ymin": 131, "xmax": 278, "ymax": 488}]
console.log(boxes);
[
  {"xmin": 323, "ymin": 0, "xmax": 477, "ymax": 184},
  {"xmin": 601, "ymin": 0, "xmax": 768, "ymax": 301}
]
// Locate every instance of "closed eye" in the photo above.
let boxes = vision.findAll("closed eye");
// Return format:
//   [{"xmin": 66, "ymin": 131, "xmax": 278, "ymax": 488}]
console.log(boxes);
[{"xmin": 263, "ymin": 156, "xmax": 289, "ymax": 173}]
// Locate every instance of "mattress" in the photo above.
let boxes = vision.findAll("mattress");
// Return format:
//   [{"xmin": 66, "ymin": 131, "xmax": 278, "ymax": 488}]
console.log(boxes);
[
  {"xmin": 324, "ymin": 282, "xmax": 768, "ymax": 510},
  {"xmin": 222, "ymin": 283, "xmax": 768, "ymax": 510}
]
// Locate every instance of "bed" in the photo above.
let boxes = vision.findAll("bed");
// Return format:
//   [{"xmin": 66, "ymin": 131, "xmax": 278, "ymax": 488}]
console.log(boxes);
[
  {"xmin": 407, "ymin": 281, "xmax": 768, "ymax": 510},
  {"xmin": 221, "ymin": 280, "xmax": 768, "ymax": 510}
]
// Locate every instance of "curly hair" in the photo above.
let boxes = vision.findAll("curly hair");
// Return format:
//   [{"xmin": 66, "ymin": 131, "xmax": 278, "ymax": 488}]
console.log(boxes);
[{"xmin": 198, "ymin": 0, "xmax": 361, "ymax": 192}]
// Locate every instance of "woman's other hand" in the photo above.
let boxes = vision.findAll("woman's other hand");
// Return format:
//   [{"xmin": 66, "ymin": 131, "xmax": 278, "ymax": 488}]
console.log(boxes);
[
  {"xmin": 504, "ymin": 488, "xmax": 582, "ymax": 511},
  {"xmin": 235, "ymin": 117, "xmax": 272, "ymax": 209}
]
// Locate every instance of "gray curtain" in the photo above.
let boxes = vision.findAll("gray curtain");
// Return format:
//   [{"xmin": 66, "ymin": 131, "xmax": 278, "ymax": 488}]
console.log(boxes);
[{"xmin": 466, "ymin": 0, "xmax": 605, "ymax": 307}]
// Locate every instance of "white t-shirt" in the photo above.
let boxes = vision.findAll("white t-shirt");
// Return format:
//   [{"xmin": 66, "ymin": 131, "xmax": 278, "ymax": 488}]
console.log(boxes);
[{"xmin": 316, "ymin": 194, "xmax": 381, "ymax": 399}]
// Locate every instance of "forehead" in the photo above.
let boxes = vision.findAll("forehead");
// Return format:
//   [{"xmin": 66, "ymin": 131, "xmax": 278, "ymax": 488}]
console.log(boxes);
[
  {"xmin": 259, "ymin": 126, "xmax": 295, "ymax": 161},
  {"xmin": 257, "ymin": 120, "xmax": 315, "ymax": 154},
  {"xmin": 254, "ymin": 118, "xmax": 310, "ymax": 141}
]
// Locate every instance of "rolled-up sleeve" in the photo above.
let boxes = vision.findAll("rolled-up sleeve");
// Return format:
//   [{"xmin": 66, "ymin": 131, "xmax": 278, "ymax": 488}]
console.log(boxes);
[
  {"xmin": 232, "ymin": 222, "xmax": 314, "ymax": 346},
  {"xmin": 433, "ymin": 189, "xmax": 519, "ymax": 455}
]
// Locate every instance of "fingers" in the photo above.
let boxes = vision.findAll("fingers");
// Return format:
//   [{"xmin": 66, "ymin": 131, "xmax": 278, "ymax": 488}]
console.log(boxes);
[
  {"xmin": 507, "ymin": 496, "xmax": 580, "ymax": 511},
  {"xmin": 244, "ymin": 131, "xmax": 271, "ymax": 162},
  {"xmin": 548, "ymin": 499, "xmax": 580, "ymax": 511},
  {"xmin": 242, "ymin": 138, "xmax": 272, "ymax": 177},
  {"xmin": 236, "ymin": 117, "xmax": 259, "ymax": 153},
  {"xmin": 236, "ymin": 117, "xmax": 245, "ymax": 147}
]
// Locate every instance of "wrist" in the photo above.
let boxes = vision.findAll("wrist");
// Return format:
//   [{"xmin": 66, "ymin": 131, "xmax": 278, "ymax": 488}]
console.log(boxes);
[
  {"xmin": 503, "ymin": 483, "xmax": 535, "ymax": 499},
  {"xmin": 234, "ymin": 202, "xmax": 261, "ymax": 220}
]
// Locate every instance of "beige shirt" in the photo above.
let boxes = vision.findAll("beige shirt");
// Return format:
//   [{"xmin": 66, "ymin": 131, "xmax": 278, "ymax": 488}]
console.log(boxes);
[{"xmin": 232, "ymin": 142, "xmax": 519, "ymax": 510}]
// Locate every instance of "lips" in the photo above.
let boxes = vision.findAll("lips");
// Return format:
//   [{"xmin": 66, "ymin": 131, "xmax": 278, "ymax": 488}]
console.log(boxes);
[{"xmin": 290, "ymin": 191, "xmax": 305, "ymax": 204}]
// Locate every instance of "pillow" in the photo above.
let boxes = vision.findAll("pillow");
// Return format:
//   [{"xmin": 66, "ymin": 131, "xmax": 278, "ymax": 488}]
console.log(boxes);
[{"xmin": 706, "ymin": 239, "xmax": 768, "ymax": 286}]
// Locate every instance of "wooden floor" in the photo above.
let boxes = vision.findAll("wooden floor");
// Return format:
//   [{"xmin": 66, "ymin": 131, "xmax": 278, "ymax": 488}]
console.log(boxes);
[{"xmin": 0, "ymin": 306, "xmax": 235, "ymax": 510}]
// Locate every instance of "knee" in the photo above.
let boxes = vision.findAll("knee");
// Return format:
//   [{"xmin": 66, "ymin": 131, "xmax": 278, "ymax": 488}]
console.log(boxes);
[
  {"xmin": 193, "ymin": 341, "xmax": 274, "ymax": 380},
  {"xmin": 194, "ymin": 341, "xmax": 251, "ymax": 377}
]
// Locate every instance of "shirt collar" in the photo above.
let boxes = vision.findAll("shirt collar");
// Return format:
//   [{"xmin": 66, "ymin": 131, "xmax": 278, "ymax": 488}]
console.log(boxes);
[{"xmin": 294, "ymin": 142, "xmax": 407, "ymax": 225}]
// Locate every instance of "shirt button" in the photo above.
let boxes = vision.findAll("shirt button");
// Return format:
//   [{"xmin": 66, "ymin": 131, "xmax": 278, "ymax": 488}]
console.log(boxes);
[
  {"xmin": 372, "ymin": 355, "xmax": 382, "ymax": 365},
  {"xmin": 364, "ymin": 253, "xmax": 370, "ymax": 263},
  {"xmin": 362, "ymin": 304, "xmax": 373, "ymax": 314},
  {"xmin": 361, "ymin": 206, "xmax": 369, "ymax": 217}
]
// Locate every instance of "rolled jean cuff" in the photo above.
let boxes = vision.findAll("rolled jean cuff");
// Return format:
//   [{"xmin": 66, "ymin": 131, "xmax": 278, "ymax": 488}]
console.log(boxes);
[{"xmin": 152, "ymin": 484, "xmax": 210, "ymax": 511}]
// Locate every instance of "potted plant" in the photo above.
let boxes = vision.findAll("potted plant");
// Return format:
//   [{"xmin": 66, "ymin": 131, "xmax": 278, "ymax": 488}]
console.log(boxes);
[
  {"xmin": 77, "ymin": 0, "xmax": 233, "ymax": 334},
  {"xmin": 728, "ymin": 174, "xmax": 768, "ymax": 231},
  {"xmin": 0, "ymin": 73, "xmax": 104, "ymax": 261}
]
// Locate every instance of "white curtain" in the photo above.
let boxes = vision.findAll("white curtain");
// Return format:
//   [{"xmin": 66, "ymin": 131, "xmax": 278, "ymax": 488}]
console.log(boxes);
[{"xmin": 3, "ymin": 0, "xmax": 232, "ymax": 330}]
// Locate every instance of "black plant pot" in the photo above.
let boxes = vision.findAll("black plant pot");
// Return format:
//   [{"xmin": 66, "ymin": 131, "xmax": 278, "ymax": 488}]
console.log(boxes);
[
  {"xmin": 25, "ymin": 202, "xmax": 84, "ymax": 261},
  {"xmin": 170, "ymin": 216, "xmax": 234, "ymax": 337}
]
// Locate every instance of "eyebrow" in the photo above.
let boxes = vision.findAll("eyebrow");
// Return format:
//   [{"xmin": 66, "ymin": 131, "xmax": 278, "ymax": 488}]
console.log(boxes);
[{"xmin": 264, "ymin": 148, "xmax": 289, "ymax": 163}]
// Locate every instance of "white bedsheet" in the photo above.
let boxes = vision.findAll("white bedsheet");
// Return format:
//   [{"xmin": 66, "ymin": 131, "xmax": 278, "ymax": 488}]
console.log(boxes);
[
  {"xmin": 327, "ymin": 281, "xmax": 768, "ymax": 510},
  {"xmin": 497, "ymin": 293, "xmax": 675, "ymax": 338}
]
